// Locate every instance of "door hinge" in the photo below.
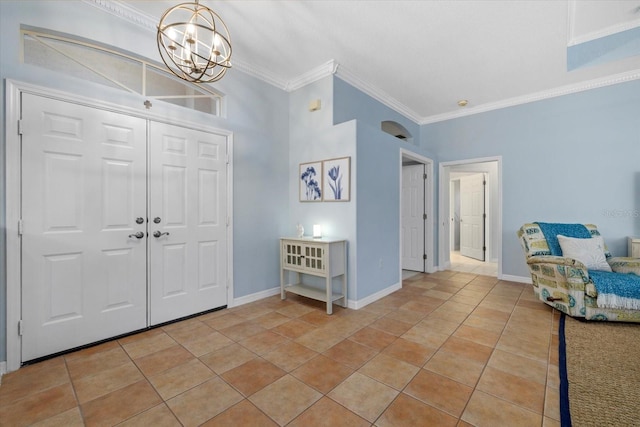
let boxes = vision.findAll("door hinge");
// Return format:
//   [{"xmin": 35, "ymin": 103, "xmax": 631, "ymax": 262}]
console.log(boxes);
[
  {"xmin": 423, "ymin": 173, "xmax": 427, "ymax": 180},
  {"xmin": 483, "ymin": 246, "xmax": 486, "ymax": 252},
  {"xmin": 423, "ymin": 254, "xmax": 427, "ymax": 260},
  {"xmin": 18, "ymin": 219, "xmax": 23, "ymax": 236},
  {"xmin": 18, "ymin": 119, "xmax": 23, "ymax": 135},
  {"xmin": 18, "ymin": 320, "xmax": 24, "ymax": 336},
  {"xmin": 423, "ymin": 213, "xmax": 427, "ymax": 220}
]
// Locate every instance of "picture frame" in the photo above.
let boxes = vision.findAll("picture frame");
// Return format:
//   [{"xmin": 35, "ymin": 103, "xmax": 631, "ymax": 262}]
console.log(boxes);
[
  {"xmin": 299, "ymin": 161, "xmax": 323, "ymax": 202},
  {"xmin": 323, "ymin": 156, "xmax": 350, "ymax": 202}
]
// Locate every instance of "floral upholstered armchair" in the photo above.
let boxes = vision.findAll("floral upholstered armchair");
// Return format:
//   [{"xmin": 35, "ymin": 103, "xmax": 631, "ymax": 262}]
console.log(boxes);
[{"xmin": 517, "ymin": 223, "xmax": 640, "ymax": 322}]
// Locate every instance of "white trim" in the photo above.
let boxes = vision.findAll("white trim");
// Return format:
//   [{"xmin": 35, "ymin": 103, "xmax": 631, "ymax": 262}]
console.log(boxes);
[
  {"xmin": 567, "ymin": 0, "xmax": 640, "ymax": 46},
  {"xmin": 82, "ymin": 0, "xmax": 640, "ymax": 125},
  {"xmin": 232, "ymin": 286, "xmax": 281, "ymax": 307},
  {"xmin": 232, "ymin": 60, "xmax": 289, "ymax": 90},
  {"xmin": 421, "ymin": 69, "xmax": 640, "ymax": 124},
  {"xmin": 82, "ymin": 0, "xmax": 157, "ymax": 32},
  {"xmin": 232, "ymin": 280, "xmax": 406, "ymax": 311},
  {"xmin": 502, "ymin": 274, "xmax": 532, "ymax": 285},
  {"xmin": 439, "ymin": 156, "xmax": 503, "ymax": 280},
  {"xmin": 286, "ymin": 60, "xmax": 338, "ymax": 92},
  {"xmin": 335, "ymin": 64, "xmax": 422, "ymax": 123},
  {"xmin": 0, "ymin": 361, "xmax": 6, "ymax": 378},
  {"xmin": 5, "ymin": 81, "xmax": 22, "ymax": 373},
  {"xmin": 349, "ymin": 282, "xmax": 403, "ymax": 310},
  {"xmin": 399, "ymin": 150, "xmax": 436, "ymax": 283},
  {"xmin": 226, "ymin": 134, "xmax": 235, "ymax": 308},
  {"xmin": 4, "ymin": 79, "xmax": 235, "ymax": 372}
]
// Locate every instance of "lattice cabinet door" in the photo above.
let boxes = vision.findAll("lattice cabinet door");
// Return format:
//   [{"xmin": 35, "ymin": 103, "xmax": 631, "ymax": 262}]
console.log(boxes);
[
  {"xmin": 282, "ymin": 241, "xmax": 304, "ymax": 269},
  {"xmin": 303, "ymin": 244, "xmax": 325, "ymax": 272}
]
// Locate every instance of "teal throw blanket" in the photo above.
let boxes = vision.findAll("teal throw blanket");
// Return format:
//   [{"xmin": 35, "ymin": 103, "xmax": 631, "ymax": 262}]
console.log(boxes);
[
  {"xmin": 590, "ymin": 270, "xmax": 640, "ymax": 310},
  {"xmin": 535, "ymin": 222, "xmax": 591, "ymax": 256}
]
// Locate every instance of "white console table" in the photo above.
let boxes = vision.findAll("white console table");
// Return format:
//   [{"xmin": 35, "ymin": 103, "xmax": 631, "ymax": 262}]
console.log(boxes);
[{"xmin": 280, "ymin": 237, "xmax": 347, "ymax": 314}]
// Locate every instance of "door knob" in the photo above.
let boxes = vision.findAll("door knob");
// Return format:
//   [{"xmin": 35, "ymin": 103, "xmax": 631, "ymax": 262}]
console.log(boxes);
[
  {"xmin": 135, "ymin": 217, "xmax": 145, "ymax": 224},
  {"xmin": 128, "ymin": 231, "xmax": 144, "ymax": 239},
  {"xmin": 153, "ymin": 217, "xmax": 161, "ymax": 224},
  {"xmin": 153, "ymin": 231, "xmax": 170, "ymax": 238}
]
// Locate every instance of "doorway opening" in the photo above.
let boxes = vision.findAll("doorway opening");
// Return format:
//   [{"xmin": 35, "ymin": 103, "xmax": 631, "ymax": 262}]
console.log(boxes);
[
  {"xmin": 439, "ymin": 157, "xmax": 502, "ymax": 278},
  {"xmin": 400, "ymin": 149, "xmax": 434, "ymax": 280}
]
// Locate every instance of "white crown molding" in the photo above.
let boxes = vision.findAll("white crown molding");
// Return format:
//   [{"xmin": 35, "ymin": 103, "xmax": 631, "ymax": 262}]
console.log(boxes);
[
  {"xmin": 567, "ymin": 0, "xmax": 640, "ymax": 46},
  {"xmin": 82, "ymin": 0, "xmax": 157, "ymax": 31},
  {"xmin": 420, "ymin": 68, "xmax": 640, "ymax": 125},
  {"xmin": 78, "ymin": 0, "xmax": 640, "ymax": 127},
  {"xmin": 286, "ymin": 60, "xmax": 338, "ymax": 92},
  {"xmin": 231, "ymin": 60, "xmax": 289, "ymax": 91},
  {"xmin": 569, "ymin": 19, "xmax": 640, "ymax": 47},
  {"xmin": 334, "ymin": 64, "xmax": 422, "ymax": 123}
]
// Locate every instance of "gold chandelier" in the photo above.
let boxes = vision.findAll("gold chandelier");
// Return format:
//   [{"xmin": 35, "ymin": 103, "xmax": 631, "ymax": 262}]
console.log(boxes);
[{"xmin": 157, "ymin": 0, "xmax": 232, "ymax": 83}]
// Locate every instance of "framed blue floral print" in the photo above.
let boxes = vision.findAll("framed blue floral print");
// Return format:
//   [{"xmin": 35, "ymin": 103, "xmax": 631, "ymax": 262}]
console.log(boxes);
[
  {"xmin": 323, "ymin": 156, "xmax": 350, "ymax": 202},
  {"xmin": 299, "ymin": 161, "xmax": 323, "ymax": 202}
]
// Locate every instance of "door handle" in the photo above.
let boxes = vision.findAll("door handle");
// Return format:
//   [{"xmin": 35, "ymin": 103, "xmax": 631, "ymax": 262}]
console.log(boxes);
[
  {"xmin": 153, "ymin": 231, "xmax": 170, "ymax": 238},
  {"xmin": 128, "ymin": 231, "xmax": 144, "ymax": 239}
]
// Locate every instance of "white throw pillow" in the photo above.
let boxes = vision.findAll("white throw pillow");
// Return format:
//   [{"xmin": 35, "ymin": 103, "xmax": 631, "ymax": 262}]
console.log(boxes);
[{"xmin": 557, "ymin": 235, "xmax": 612, "ymax": 271}]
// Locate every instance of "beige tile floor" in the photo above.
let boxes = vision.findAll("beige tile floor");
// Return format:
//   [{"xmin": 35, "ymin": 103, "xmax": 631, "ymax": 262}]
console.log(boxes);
[
  {"xmin": 450, "ymin": 251, "xmax": 498, "ymax": 277},
  {"xmin": 0, "ymin": 271, "xmax": 560, "ymax": 426}
]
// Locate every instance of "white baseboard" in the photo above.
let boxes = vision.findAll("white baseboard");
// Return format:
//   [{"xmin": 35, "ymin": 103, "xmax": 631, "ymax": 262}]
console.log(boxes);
[
  {"xmin": 500, "ymin": 274, "xmax": 532, "ymax": 284},
  {"xmin": 231, "ymin": 286, "xmax": 281, "ymax": 307},
  {"xmin": 0, "ymin": 361, "xmax": 6, "ymax": 382},
  {"xmin": 348, "ymin": 282, "xmax": 402, "ymax": 310},
  {"xmin": 231, "ymin": 281, "xmax": 404, "ymax": 312}
]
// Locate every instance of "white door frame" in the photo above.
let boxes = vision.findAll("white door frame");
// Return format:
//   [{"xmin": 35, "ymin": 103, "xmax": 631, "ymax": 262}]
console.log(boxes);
[
  {"xmin": 5, "ymin": 80, "xmax": 234, "ymax": 372},
  {"xmin": 438, "ymin": 156, "xmax": 502, "ymax": 277},
  {"xmin": 399, "ymin": 149, "xmax": 435, "ymax": 279}
]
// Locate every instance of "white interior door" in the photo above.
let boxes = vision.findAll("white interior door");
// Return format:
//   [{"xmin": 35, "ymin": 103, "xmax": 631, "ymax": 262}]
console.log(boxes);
[
  {"xmin": 402, "ymin": 164, "xmax": 425, "ymax": 271},
  {"xmin": 21, "ymin": 94, "xmax": 147, "ymax": 361},
  {"xmin": 148, "ymin": 122, "xmax": 228, "ymax": 325},
  {"xmin": 460, "ymin": 174, "xmax": 485, "ymax": 261}
]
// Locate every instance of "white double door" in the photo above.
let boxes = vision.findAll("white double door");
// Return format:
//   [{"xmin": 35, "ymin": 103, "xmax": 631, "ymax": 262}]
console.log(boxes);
[{"xmin": 20, "ymin": 94, "xmax": 228, "ymax": 362}]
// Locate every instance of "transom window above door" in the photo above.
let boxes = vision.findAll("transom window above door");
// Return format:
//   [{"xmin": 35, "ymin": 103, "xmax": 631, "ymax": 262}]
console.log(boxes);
[{"xmin": 21, "ymin": 28, "xmax": 224, "ymax": 116}]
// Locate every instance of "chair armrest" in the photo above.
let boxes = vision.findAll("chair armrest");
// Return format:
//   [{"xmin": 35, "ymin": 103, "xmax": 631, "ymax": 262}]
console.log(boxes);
[
  {"xmin": 527, "ymin": 255, "xmax": 587, "ymax": 269},
  {"xmin": 526, "ymin": 255, "xmax": 595, "ymax": 298},
  {"xmin": 608, "ymin": 257, "xmax": 640, "ymax": 275}
]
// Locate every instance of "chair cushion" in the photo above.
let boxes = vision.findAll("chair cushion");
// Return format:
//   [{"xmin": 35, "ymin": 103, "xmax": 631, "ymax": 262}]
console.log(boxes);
[{"xmin": 558, "ymin": 235, "xmax": 612, "ymax": 271}]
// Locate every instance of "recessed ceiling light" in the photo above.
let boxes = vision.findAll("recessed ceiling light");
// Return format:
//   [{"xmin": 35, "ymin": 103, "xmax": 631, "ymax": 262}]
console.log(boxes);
[{"xmin": 457, "ymin": 100, "xmax": 468, "ymax": 107}]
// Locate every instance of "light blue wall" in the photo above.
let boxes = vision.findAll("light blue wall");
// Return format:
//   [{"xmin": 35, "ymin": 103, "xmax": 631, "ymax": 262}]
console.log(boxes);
[
  {"xmin": 333, "ymin": 76, "xmax": 432, "ymax": 299},
  {"xmin": 333, "ymin": 77, "xmax": 422, "ymax": 146},
  {"xmin": 423, "ymin": 80, "xmax": 640, "ymax": 278},
  {"xmin": 355, "ymin": 122, "xmax": 402, "ymax": 298},
  {"xmin": 0, "ymin": 1, "xmax": 289, "ymax": 362},
  {"xmin": 3, "ymin": 0, "xmax": 640, "ymax": 367},
  {"xmin": 568, "ymin": 26, "xmax": 640, "ymax": 71},
  {"xmin": 288, "ymin": 77, "xmax": 359, "ymax": 298}
]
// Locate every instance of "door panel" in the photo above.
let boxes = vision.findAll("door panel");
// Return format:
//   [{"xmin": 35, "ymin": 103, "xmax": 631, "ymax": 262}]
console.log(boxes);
[
  {"xmin": 460, "ymin": 174, "xmax": 485, "ymax": 261},
  {"xmin": 149, "ymin": 122, "xmax": 227, "ymax": 325},
  {"xmin": 21, "ymin": 94, "xmax": 147, "ymax": 361},
  {"xmin": 402, "ymin": 164, "xmax": 425, "ymax": 272}
]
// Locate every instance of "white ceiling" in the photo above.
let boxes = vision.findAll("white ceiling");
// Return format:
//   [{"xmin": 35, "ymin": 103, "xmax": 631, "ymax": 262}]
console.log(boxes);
[{"xmin": 114, "ymin": 0, "xmax": 640, "ymax": 123}]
